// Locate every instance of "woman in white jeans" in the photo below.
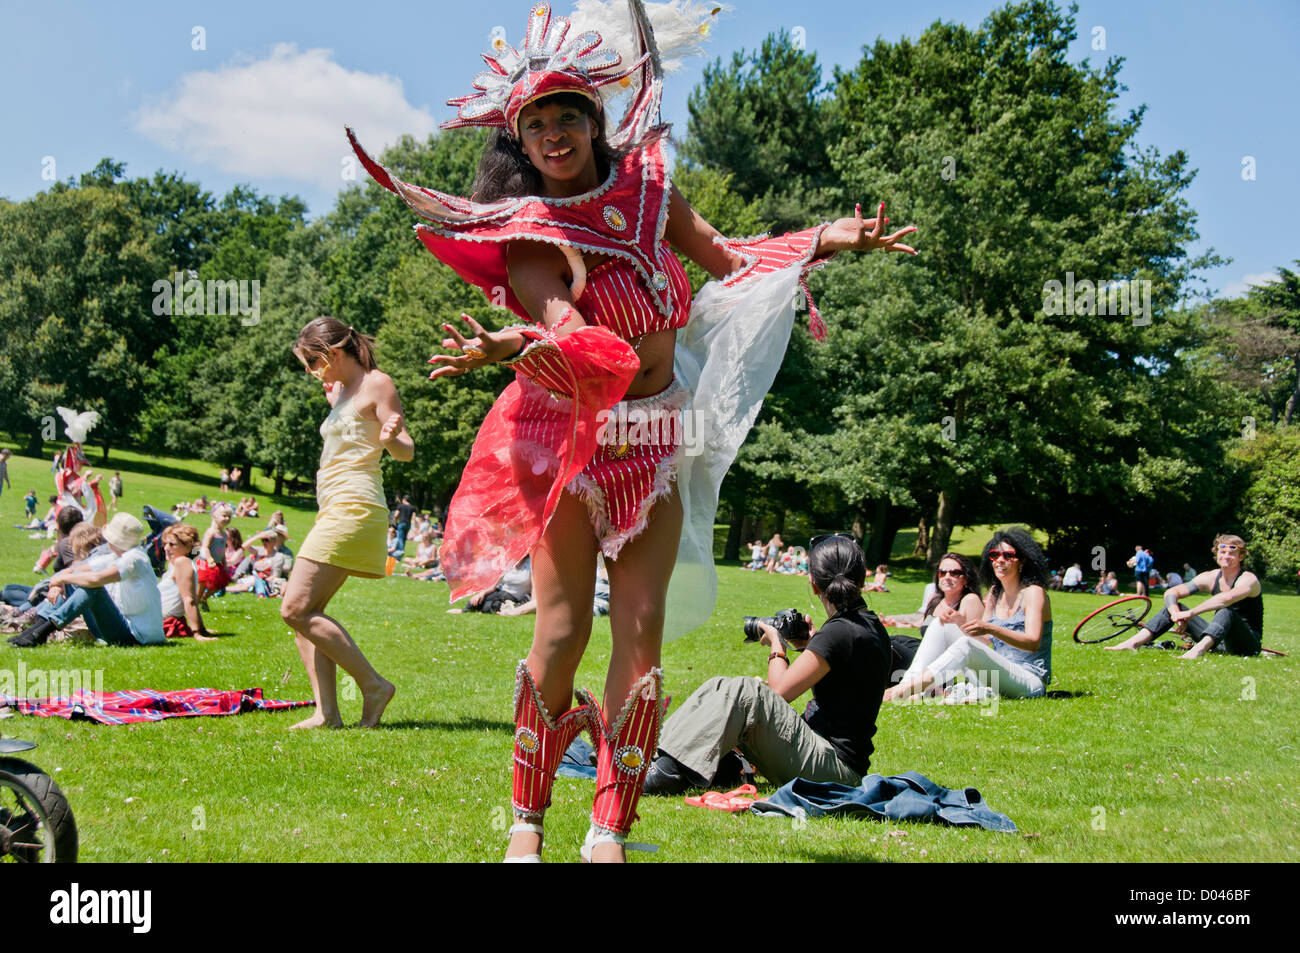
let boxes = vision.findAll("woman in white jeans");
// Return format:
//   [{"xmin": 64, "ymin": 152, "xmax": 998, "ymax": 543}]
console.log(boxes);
[{"xmin": 885, "ymin": 527, "xmax": 1053, "ymax": 701}]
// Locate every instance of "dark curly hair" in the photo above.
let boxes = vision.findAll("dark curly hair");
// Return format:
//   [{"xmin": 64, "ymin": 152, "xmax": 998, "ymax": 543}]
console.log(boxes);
[
  {"xmin": 978, "ymin": 527, "xmax": 1051, "ymax": 597},
  {"xmin": 924, "ymin": 552, "xmax": 982, "ymax": 617},
  {"xmin": 471, "ymin": 93, "xmax": 623, "ymax": 202}
]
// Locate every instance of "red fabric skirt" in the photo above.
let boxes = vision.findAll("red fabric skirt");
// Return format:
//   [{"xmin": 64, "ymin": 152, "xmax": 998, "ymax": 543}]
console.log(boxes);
[
  {"xmin": 441, "ymin": 326, "xmax": 639, "ymax": 601},
  {"xmin": 194, "ymin": 559, "xmax": 230, "ymax": 593}
]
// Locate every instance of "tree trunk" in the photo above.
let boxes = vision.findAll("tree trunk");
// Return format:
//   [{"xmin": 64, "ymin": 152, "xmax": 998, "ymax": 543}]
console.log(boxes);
[
  {"xmin": 724, "ymin": 509, "xmax": 743, "ymax": 562},
  {"xmin": 99, "ymin": 441, "xmax": 110, "ymax": 463},
  {"xmin": 914, "ymin": 516, "xmax": 930, "ymax": 557},
  {"xmin": 925, "ymin": 488, "xmax": 959, "ymax": 568},
  {"xmin": 25, "ymin": 426, "xmax": 43, "ymax": 458},
  {"xmin": 865, "ymin": 498, "xmax": 890, "ymax": 565},
  {"xmin": 740, "ymin": 515, "xmax": 756, "ymax": 547},
  {"xmin": 274, "ymin": 467, "xmax": 284, "ymax": 497}
]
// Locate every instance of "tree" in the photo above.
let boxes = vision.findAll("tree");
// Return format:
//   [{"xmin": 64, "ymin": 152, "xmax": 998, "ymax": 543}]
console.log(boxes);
[
  {"xmin": 805, "ymin": 0, "xmax": 1234, "ymax": 563},
  {"xmin": 323, "ymin": 129, "xmax": 488, "ymax": 334},
  {"xmin": 684, "ymin": 32, "xmax": 843, "ymax": 231},
  {"xmin": 0, "ymin": 182, "xmax": 167, "ymax": 457},
  {"xmin": 1232, "ymin": 429, "xmax": 1300, "ymax": 583}
]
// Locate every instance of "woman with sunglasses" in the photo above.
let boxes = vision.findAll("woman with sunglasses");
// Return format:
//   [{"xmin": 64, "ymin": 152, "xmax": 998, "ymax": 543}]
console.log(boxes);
[
  {"xmin": 922, "ymin": 553, "xmax": 984, "ymax": 632},
  {"xmin": 642, "ymin": 534, "xmax": 891, "ymax": 795},
  {"xmin": 286, "ymin": 317, "xmax": 414, "ymax": 728},
  {"xmin": 886, "ymin": 528, "xmax": 1053, "ymax": 702},
  {"xmin": 1106, "ymin": 534, "xmax": 1262, "ymax": 658}
]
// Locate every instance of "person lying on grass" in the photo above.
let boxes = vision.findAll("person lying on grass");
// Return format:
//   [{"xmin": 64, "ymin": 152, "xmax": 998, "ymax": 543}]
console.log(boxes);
[{"xmin": 1105, "ymin": 533, "xmax": 1262, "ymax": 658}]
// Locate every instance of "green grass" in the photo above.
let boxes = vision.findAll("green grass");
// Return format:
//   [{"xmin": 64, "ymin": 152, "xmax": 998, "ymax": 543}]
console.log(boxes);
[{"xmin": 1, "ymin": 445, "xmax": 1297, "ymax": 862}]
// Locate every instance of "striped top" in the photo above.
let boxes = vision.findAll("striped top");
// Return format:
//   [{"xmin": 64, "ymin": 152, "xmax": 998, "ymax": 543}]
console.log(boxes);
[{"xmin": 580, "ymin": 245, "xmax": 691, "ymax": 340}]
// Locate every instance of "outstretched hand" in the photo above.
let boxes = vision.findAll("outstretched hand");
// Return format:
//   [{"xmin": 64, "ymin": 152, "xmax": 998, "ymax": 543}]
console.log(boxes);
[
  {"xmin": 428, "ymin": 313, "xmax": 523, "ymax": 380},
  {"xmin": 821, "ymin": 202, "xmax": 917, "ymax": 256}
]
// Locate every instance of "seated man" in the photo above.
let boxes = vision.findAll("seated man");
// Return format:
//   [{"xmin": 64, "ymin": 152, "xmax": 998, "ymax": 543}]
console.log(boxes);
[
  {"xmin": 1106, "ymin": 533, "xmax": 1262, "ymax": 658},
  {"xmin": 1061, "ymin": 562, "xmax": 1088, "ymax": 592},
  {"xmin": 9, "ymin": 513, "xmax": 165, "ymax": 647}
]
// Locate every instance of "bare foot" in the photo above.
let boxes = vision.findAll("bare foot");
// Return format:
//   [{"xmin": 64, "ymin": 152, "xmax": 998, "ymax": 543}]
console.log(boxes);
[
  {"xmin": 290, "ymin": 711, "xmax": 343, "ymax": 730},
  {"xmin": 1103, "ymin": 643, "xmax": 1137, "ymax": 651},
  {"xmin": 359, "ymin": 679, "xmax": 396, "ymax": 728},
  {"xmin": 194, "ymin": 632, "xmax": 218, "ymax": 642}
]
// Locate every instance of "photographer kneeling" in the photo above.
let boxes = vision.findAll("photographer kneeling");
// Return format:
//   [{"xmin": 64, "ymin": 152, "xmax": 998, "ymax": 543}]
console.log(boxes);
[{"xmin": 643, "ymin": 535, "xmax": 891, "ymax": 795}]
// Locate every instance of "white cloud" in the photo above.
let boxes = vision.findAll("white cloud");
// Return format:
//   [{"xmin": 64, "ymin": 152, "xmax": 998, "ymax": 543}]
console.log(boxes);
[
  {"xmin": 1222, "ymin": 272, "xmax": 1281, "ymax": 299},
  {"xmin": 133, "ymin": 44, "xmax": 435, "ymax": 191}
]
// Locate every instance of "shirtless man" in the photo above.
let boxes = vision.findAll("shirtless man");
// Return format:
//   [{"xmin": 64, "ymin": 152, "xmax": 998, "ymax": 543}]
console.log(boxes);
[{"xmin": 1106, "ymin": 534, "xmax": 1262, "ymax": 659}]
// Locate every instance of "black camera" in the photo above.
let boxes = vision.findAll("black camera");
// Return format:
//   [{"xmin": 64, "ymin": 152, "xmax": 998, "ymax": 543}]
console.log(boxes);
[{"xmin": 742, "ymin": 608, "xmax": 810, "ymax": 647}]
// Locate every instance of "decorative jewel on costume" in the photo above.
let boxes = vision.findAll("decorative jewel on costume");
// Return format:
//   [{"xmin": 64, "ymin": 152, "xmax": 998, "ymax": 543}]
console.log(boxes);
[
  {"xmin": 515, "ymin": 727, "xmax": 540, "ymax": 753},
  {"xmin": 461, "ymin": 344, "xmax": 487, "ymax": 361},
  {"xmin": 650, "ymin": 270, "xmax": 669, "ymax": 291},
  {"xmin": 612, "ymin": 441, "xmax": 632, "ymax": 460},
  {"xmin": 614, "ymin": 745, "xmax": 645, "ymax": 775},
  {"xmin": 602, "ymin": 206, "xmax": 627, "ymax": 231}
]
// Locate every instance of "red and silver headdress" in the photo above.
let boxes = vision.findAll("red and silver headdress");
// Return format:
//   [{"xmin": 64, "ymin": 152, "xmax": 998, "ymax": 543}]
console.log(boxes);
[{"xmin": 443, "ymin": 1, "xmax": 722, "ymax": 140}]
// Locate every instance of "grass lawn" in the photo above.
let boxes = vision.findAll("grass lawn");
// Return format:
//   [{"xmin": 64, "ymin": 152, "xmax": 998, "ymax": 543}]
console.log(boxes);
[{"xmin": 1, "ymin": 445, "xmax": 1297, "ymax": 862}]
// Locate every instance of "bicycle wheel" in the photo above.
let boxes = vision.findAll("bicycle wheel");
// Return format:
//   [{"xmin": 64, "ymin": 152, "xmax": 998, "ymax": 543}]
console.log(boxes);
[
  {"xmin": 1073, "ymin": 595, "xmax": 1151, "ymax": 644},
  {"xmin": 0, "ymin": 757, "xmax": 78, "ymax": 863}
]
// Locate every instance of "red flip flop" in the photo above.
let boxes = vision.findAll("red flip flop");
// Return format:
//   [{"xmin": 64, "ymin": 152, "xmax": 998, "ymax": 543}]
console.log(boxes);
[{"xmin": 684, "ymin": 784, "xmax": 758, "ymax": 813}]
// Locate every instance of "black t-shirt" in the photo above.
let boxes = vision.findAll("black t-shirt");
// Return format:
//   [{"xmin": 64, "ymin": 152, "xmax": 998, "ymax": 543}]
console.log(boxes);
[
  {"xmin": 802, "ymin": 600, "xmax": 891, "ymax": 777},
  {"xmin": 394, "ymin": 502, "xmax": 415, "ymax": 525}
]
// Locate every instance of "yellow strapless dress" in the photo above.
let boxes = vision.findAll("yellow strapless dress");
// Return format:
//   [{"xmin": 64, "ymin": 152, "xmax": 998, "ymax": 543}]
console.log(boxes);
[{"xmin": 297, "ymin": 395, "xmax": 389, "ymax": 578}]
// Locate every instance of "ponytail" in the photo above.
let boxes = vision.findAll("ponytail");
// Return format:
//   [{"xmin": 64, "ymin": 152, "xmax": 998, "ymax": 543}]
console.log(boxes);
[
  {"xmin": 294, "ymin": 316, "xmax": 377, "ymax": 372},
  {"xmin": 809, "ymin": 536, "xmax": 868, "ymax": 614}
]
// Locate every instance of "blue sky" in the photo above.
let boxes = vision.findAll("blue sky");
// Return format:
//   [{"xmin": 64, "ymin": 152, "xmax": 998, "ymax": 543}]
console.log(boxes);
[{"xmin": 2, "ymin": 0, "xmax": 1297, "ymax": 298}]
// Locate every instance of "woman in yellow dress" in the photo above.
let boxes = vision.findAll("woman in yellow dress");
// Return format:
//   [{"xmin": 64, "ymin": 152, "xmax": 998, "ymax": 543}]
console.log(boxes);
[{"xmin": 286, "ymin": 317, "xmax": 415, "ymax": 728}]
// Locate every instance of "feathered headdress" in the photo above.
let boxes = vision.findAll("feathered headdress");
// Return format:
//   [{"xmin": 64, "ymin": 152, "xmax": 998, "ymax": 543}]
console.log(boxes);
[{"xmin": 443, "ymin": 1, "xmax": 723, "ymax": 138}]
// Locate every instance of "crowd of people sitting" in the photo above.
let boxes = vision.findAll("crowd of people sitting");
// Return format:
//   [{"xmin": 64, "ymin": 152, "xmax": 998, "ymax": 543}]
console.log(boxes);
[{"xmin": 2, "ymin": 488, "xmax": 306, "ymax": 646}]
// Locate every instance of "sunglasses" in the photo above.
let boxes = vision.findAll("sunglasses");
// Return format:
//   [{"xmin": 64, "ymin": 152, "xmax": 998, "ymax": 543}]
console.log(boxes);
[
  {"xmin": 810, "ymin": 532, "xmax": 854, "ymax": 550},
  {"xmin": 1216, "ymin": 544, "xmax": 1240, "ymax": 552},
  {"xmin": 989, "ymin": 549, "xmax": 1019, "ymax": 561},
  {"xmin": 937, "ymin": 568, "xmax": 965, "ymax": 577}
]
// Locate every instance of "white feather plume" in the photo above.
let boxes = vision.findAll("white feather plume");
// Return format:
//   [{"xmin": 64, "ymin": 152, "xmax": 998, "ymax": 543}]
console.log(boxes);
[
  {"xmin": 56, "ymin": 406, "xmax": 101, "ymax": 444},
  {"xmin": 570, "ymin": 1, "xmax": 726, "ymax": 76}
]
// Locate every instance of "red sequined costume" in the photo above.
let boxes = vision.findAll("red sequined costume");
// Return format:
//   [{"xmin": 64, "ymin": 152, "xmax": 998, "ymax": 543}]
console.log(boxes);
[{"xmin": 349, "ymin": 0, "xmax": 833, "ymax": 849}]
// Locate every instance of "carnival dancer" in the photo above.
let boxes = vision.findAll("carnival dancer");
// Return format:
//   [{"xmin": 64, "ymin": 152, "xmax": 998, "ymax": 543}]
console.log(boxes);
[
  {"xmin": 286, "ymin": 318, "xmax": 414, "ymax": 728},
  {"xmin": 347, "ymin": 0, "xmax": 916, "ymax": 861}
]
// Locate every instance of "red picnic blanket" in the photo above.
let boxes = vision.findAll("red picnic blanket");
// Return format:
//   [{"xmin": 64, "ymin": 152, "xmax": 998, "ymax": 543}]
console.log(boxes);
[{"xmin": 0, "ymin": 687, "xmax": 313, "ymax": 725}]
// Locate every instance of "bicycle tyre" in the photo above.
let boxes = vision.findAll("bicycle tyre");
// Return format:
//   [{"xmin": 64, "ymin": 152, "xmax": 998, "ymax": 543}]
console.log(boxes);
[
  {"xmin": 0, "ymin": 757, "xmax": 78, "ymax": 863},
  {"xmin": 1072, "ymin": 595, "xmax": 1152, "ymax": 644}
]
